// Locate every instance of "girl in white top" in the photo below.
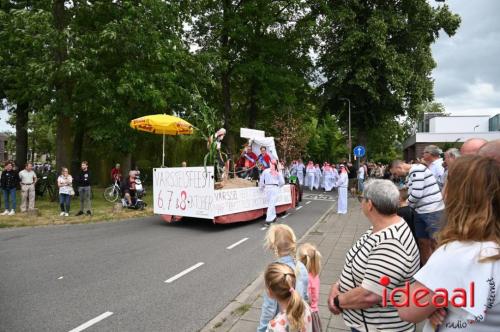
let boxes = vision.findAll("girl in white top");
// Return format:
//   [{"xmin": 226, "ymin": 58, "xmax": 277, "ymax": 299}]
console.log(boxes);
[
  {"xmin": 57, "ymin": 167, "xmax": 73, "ymax": 217},
  {"xmin": 397, "ymin": 155, "xmax": 500, "ymax": 331},
  {"xmin": 265, "ymin": 262, "xmax": 313, "ymax": 332},
  {"xmin": 260, "ymin": 161, "xmax": 285, "ymax": 225}
]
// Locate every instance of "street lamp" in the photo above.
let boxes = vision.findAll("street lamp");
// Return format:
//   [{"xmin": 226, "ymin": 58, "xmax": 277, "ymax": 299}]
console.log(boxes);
[{"xmin": 340, "ymin": 97, "xmax": 352, "ymax": 162}]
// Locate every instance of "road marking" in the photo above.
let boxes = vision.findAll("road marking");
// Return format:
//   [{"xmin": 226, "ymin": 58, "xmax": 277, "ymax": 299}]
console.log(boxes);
[
  {"xmin": 260, "ymin": 226, "xmax": 268, "ymax": 230},
  {"xmin": 296, "ymin": 206, "xmax": 303, "ymax": 210},
  {"xmin": 58, "ymin": 276, "xmax": 64, "ymax": 280},
  {"xmin": 226, "ymin": 237, "xmax": 249, "ymax": 250},
  {"xmin": 306, "ymin": 201, "xmax": 311, "ymax": 205},
  {"xmin": 165, "ymin": 262, "xmax": 204, "ymax": 283},
  {"xmin": 281, "ymin": 213, "xmax": 290, "ymax": 219},
  {"xmin": 68, "ymin": 311, "xmax": 113, "ymax": 332}
]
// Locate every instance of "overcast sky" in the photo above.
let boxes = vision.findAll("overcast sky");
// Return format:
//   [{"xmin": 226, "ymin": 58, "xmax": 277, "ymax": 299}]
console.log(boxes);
[
  {"xmin": 1, "ymin": 0, "xmax": 498, "ymax": 132},
  {"xmin": 431, "ymin": 0, "xmax": 500, "ymax": 117}
]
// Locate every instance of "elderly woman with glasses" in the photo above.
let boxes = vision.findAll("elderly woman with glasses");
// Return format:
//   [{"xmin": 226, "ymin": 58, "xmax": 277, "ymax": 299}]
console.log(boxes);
[{"xmin": 328, "ymin": 179, "xmax": 420, "ymax": 332}]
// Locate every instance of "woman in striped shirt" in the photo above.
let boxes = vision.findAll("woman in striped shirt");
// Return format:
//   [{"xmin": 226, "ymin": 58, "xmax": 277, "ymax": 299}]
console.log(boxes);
[{"xmin": 327, "ymin": 179, "xmax": 420, "ymax": 332}]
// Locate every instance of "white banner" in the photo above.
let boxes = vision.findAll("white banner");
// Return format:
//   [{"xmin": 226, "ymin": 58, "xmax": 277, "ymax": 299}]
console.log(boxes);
[
  {"xmin": 153, "ymin": 167, "xmax": 215, "ymax": 218},
  {"xmin": 212, "ymin": 185, "xmax": 292, "ymax": 217}
]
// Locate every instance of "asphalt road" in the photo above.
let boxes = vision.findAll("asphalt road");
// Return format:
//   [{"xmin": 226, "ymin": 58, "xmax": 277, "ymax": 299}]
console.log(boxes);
[{"xmin": 0, "ymin": 190, "xmax": 337, "ymax": 332}]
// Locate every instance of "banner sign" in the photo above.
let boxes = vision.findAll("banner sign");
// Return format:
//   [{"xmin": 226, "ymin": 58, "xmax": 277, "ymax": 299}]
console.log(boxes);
[
  {"xmin": 212, "ymin": 185, "xmax": 292, "ymax": 217},
  {"xmin": 153, "ymin": 167, "xmax": 215, "ymax": 218},
  {"xmin": 153, "ymin": 167, "xmax": 293, "ymax": 219}
]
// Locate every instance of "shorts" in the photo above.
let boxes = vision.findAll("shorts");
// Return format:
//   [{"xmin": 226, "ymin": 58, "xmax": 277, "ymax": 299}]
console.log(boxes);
[{"xmin": 415, "ymin": 210, "xmax": 444, "ymax": 239}]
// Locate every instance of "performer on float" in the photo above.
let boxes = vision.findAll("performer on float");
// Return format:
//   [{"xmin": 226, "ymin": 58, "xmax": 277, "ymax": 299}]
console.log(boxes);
[
  {"xmin": 323, "ymin": 163, "xmax": 335, "ymax": 192},
  {"xmin": 207, "ymin": 128, "xmax": 226, "ymax": 180},
  {"xmin": 313, "ymin": 164, "xmax": 321, "ymax": 190},
  {"xmin": 241, "ymin": 145, "xmax": 258, "ymax": 179},
  {"xmin": 305, "ymin": 161, "xmax": 315, "ymax": 190},
  {"xmin": 257, "ymin": 146, "xmax": 272, "ymax": 171},
  {"xmin": 296, "ymin": 159, "xmax": 305, "ymax": 187},
  {"xmin": 259, "ymin": 160, "xmax": 285, "ymax": 226},
  {"xmin": 336, "ymin": 164, "xmax": 349, "ymax": 214}
]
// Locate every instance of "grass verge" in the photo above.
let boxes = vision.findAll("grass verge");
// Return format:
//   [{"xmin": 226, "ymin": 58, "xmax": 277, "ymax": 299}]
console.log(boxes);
[{"xmin": 0, "ymin": 187, "xmax": 154, "ymax": 228}]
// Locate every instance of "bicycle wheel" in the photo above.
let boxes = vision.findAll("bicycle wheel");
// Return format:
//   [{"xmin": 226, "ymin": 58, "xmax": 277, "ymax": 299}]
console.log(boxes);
[{"xmin": 103, "ymin": 186, "xmax": 119, "ymax": 202}]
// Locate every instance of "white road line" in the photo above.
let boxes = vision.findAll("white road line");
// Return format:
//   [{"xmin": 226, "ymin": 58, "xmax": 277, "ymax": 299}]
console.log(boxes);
[
  {"xmin": 296, "ymin": 206, "xmax": 303, "ymax": 210},
  {"xmin": 68, "ymin": 311, "xmax": 113, "ymax": 332},
  {"xmin": 260, "ymin": 226, "xmax": 268, "ymax": 231},
  {"xmin": 58, "ymin": 276, "xmax": 64, "ymax": 280},
  {"xmin": 281, "ymin": 213, "xmax": 290, "ymax": 219},
  {"xmin": 306, "ymin": 201, "xmax": 311, "ymax": 205},
  {"xmin": 165, "ymin": 262, "xmax": 204, "ymax": 283},
  {"xmin": 226, "ymin": 237, "xmax": 249, "ymax": 250}
]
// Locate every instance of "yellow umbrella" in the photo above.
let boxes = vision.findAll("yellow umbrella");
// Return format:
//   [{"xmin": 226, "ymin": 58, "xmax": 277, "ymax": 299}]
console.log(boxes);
[{"xmin": 130, "ymin": 114, "xmax": 194, "ymax": 167}]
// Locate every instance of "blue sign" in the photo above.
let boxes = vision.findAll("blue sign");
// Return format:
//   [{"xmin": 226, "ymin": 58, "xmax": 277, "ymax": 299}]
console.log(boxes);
[{"xmin": 353, "ymin": 146, "xmax": 366, "ymax": 157}]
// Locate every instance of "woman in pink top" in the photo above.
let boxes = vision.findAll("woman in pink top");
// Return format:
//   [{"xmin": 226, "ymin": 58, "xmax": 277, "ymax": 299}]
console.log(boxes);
[{"xmin": 297, "ymin": 243, "xmax": 323, "ymax": 332}]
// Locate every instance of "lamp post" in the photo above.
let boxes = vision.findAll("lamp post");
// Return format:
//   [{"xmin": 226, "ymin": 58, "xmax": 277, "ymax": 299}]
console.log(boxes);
[{"xmin": 340, "ymin": 98, "xmax": 352, "ymax": 162}]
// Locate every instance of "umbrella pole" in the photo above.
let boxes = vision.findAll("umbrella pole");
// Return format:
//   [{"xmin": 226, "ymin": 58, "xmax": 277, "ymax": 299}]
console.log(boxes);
[{"xmin": 162, "ymin": 133, "xmax": 165, "ymax": 167}]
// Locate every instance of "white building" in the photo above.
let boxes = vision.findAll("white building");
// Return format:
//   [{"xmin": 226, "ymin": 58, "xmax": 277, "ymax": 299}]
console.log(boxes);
[{"xmin": 403, "ymin": 114, "xmax": 500, "ymax": 161}]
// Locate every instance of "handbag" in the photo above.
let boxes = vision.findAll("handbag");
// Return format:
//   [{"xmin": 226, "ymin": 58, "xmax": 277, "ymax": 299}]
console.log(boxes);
[{"xmin": 69, "ymin": 186, "xmax": 75, "ymax": 196}]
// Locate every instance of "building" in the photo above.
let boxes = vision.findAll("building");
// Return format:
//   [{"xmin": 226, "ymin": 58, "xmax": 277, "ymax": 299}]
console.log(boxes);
[
  {"xmin": 403, "ymin": 114, "xmax": 500, "ymax": 161},
  {"xmin": 0, "ymin": 133, "xmax": 8, "ymax": 162}
]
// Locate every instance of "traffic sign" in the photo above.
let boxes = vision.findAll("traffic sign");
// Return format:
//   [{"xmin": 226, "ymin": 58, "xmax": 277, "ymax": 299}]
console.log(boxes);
[{"xmin": 353, "ymin": 145, "xmax": 366, "ymax": 157}]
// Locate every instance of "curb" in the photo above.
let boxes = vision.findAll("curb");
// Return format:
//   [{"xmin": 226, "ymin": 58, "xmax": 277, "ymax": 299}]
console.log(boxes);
[{"xmin": 200, "ymin": 202, "xmax": 337, "ymax": 332}]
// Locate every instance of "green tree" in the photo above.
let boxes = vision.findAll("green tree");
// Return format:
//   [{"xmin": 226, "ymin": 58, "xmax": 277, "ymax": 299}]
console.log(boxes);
[{"xmin": 319, "ymin": 0, "xmax": 460, "ymax": 148}]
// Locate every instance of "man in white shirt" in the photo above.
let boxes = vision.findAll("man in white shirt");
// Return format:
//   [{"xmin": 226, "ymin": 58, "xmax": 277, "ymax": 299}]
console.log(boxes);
[
  {"xmin": 357, "ymin": 162, "xmax": 365, "ymax": 193},
  {"xmin": 422, "ymin": 145, "xmax": 445, "ymax": 189},
  {"xmin": 18, "ymin": 162, "xmax": 37, "ymax": 212}
]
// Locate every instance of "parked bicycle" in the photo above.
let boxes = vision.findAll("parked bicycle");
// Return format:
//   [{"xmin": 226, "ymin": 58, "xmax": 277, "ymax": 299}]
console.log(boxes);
[
  {"xmin": 103, "ymin": 179, "xmax": 121, "ymax": 203},
  {"xmin": 35, "ymin": 170, "xmax": 58, "ymax": 202}
]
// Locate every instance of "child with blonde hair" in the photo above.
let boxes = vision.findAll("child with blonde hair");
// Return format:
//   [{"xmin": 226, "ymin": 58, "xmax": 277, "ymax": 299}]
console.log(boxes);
[
  {"xmin": 297, "ymin": 243, "xmax": 323, "ymax": 332},
  {"xmin": 258, "ymin": 224, "xmax": 309, "ymax": 332},
  {"xmin": 264, "ymin": 263, "xmax": 313, "ymax": 332}
]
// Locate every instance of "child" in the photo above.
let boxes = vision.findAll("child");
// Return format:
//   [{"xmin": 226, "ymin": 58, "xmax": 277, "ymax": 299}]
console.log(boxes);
[
  {"xmin": 297, "ymin": 243, "xmax": 323, "ymax": 332},
  {"xmin": 264, "ymin": 263, "xmax": 313, "ymax": 332},
  {"xmin": 397, "ymin": 188, "xmax": 417, "ymax": 241},
  {"xmin": 258, "ymin": 224, "xmax": 309, "ymax": 332}
]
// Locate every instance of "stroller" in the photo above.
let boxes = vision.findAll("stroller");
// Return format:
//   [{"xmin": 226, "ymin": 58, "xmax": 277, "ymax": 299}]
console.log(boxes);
[{"xmin": 121, "ymin": 173, "xmax": 147, "ymax": 210}]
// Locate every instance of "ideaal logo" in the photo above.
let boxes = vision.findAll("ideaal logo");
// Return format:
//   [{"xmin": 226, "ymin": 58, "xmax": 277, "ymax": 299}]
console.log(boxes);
[{"xmin": 379, "ymin": 276, "xmax": 475, "ymax": 308}]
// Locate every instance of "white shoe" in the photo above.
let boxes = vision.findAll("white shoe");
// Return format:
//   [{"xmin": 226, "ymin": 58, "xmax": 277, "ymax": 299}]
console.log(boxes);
[
  {"xmin": 60, "ymin": 212, "xmax": 65, "ymax": 216},
  {"xmin": 1, "ymin": 210, "xmax": 8, "ymax": 216},
  {"xmin": 64, "ymin": 213, "xmax": 69, "ymax": 217},
  {"xmin": 8, "ymin": 210, "xmax": 15, "ymax": 216}
]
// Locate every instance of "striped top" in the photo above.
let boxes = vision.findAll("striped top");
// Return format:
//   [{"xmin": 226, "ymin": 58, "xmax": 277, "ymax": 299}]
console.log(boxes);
[
  {"xmin": 406, "ymin": 164, "xmax": 444, "ymax": 214},
  {"xmin": 339, "ymin": 220, "xmax": 420, "ymax": 332}
]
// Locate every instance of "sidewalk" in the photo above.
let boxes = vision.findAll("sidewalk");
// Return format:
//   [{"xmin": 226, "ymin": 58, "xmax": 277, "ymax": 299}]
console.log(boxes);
[{"xmin": 201, "ymin": 197, "xmax": 370, "ymax": 332}]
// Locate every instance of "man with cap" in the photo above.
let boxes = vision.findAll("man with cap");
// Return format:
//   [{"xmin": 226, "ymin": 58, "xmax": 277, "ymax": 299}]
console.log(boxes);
[{"xmin": 422, "ymin": 145, "xmax": 445, "ymax": 190}]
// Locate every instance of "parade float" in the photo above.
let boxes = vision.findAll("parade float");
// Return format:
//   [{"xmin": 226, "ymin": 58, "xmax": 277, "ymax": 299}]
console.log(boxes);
[{"xmin": 153, "ymin": 128, "xmax": 298, "ymax": 224}]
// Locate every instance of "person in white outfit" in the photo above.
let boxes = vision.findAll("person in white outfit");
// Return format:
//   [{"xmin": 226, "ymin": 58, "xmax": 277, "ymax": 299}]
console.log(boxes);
[
  {"xmin": 323, "ymin": 163, "xmax": 335, "ymax": 192},
  {"xmin": 313, "ymin": 164, "xmax": 321, "ymax": 190},
  {"xmin": 305, "ymin": 161, "xmax": 315, "ymax": 190},
  {"xmin": 259, "ymin": 161, "xmax": 285, "ymax": 226},
  {"xmin": 296, "ymin": 160, "xmax": 305, "ymax": 187},
  {"xmin": 336, "ymin": 165, "xmax": 348, "ymax": 214}
]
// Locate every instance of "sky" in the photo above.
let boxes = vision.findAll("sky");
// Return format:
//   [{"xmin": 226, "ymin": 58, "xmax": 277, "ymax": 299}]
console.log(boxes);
[
  {"xmin": 1, "ymin": 0, "xmax": 499, "ymax": 132},
  {"xmin": 430, "ymin": 0, "xmax": 500, "ymax": 117}
]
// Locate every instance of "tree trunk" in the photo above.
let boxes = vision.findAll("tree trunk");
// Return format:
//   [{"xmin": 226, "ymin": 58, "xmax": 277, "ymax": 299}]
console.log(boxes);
[
  {"xmin": 53, "ymin": 0, "xmax": 72, "ymax": 171},
  {"xmin": 15, "ymin": 102, "xmax": 29, "ymax": 168},
  {"xmin": 221, "ymin": 0, "xmax": 234, "ymax": 155},
  {"xmin": 71, "ymin": 120, "xmax": 85, "ymax": 176},
  {"xmin": 248, "ymin": 81, "xmax": 258, "ymax": 129}
]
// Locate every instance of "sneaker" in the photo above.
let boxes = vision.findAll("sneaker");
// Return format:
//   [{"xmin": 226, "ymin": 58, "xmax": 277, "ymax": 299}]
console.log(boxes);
[
  {"xmin": 86, "ymin": 210, "xmax": 92, "ymax": 216},
  {"xmin": 60, "ymin": 212, "xmax": 65, "ymax": 216},
  {"xmin": 75, "ymin": 211, "xmax": 84, "ymax": 216},
  {"xmin": 1, "ymin": 210, "xmax": 8, "ymax": 216},
  {"xmin": 8, "ymin": 210, "xmax": 15, "ymax": 216},
  {"xmin": 64, "ymin": 213, "xmax": 69, "ymax": 217}
]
